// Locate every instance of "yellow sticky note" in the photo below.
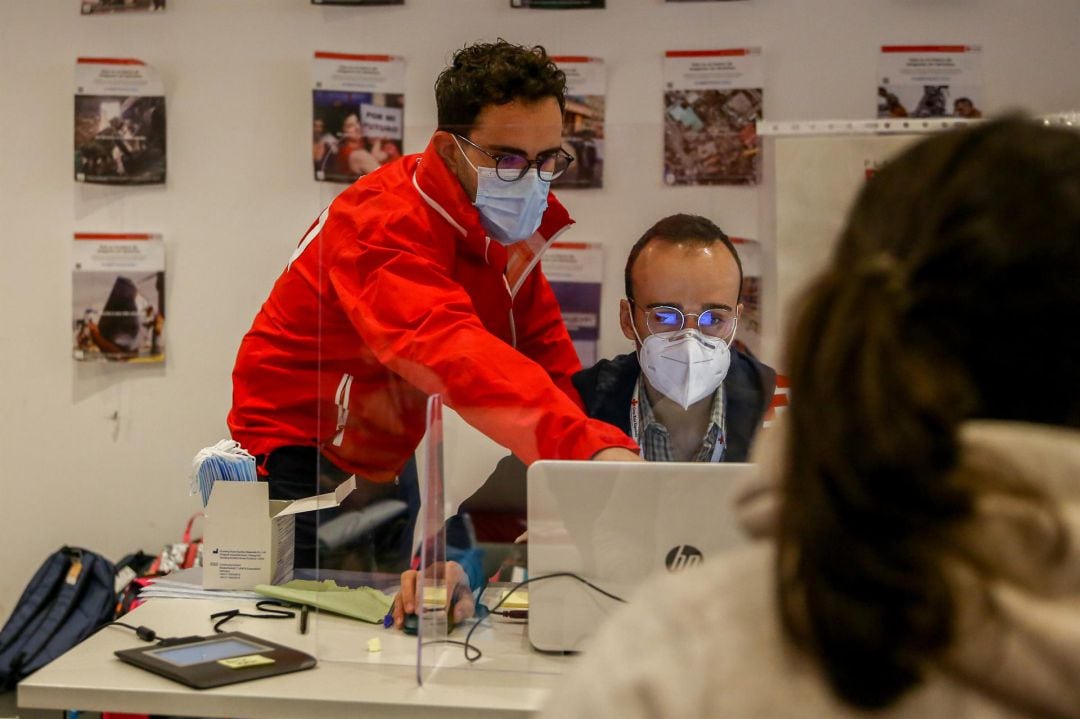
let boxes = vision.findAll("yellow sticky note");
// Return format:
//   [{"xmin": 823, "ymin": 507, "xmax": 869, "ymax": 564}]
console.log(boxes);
[
  {"xmin": 367, "ymin": 637, "xmax": 382, "ymax": 653},
  {"xmin": 218, "ymin": 654, "xmax": 275, "ymax": 669},
  {"xmin": 422, "ymin": 586, "xmax": 447, "ymax": 608},
  {"xmin": 499, "ymin": 589, "xmax": 529, "ymax": 610}
]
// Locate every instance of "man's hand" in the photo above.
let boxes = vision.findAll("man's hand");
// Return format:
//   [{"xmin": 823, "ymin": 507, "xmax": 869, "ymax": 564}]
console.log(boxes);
[
  {"xmin": 591, "ymin": 447, "xmax": 645, "ymax": 462},
  {"xmin": 392, "ymin": 560, "xmax": 474, "ymax": 629}
]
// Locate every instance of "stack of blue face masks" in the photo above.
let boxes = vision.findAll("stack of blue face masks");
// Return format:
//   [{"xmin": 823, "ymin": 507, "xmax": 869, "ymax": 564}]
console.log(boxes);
[{"xmin": 190, "ymin": 439, "xmax": 257, "ymax": 507}]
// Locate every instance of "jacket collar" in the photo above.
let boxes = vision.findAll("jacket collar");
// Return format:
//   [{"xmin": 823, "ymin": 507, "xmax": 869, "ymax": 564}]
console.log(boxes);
[
  {"xmin": 411, "ymin": 137, "xmax": 574, "ymax": 280},
  {"xmin": 573, "ymin": 349, "xmax": 771, "ymax": 462}
]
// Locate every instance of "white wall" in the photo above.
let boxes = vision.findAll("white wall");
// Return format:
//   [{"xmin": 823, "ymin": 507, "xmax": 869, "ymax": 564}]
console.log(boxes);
[{"xmin": 1, "ymin": 0, "xmax": 1078, "ymax": 617}]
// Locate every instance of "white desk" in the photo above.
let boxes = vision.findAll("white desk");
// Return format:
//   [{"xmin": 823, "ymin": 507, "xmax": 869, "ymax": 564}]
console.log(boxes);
[{"xmin": 18, "ymin": 595, "xmax": 573, "ymax": 718}]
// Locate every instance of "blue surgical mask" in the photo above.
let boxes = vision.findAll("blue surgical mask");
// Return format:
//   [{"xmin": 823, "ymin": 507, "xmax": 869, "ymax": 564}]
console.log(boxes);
[{"xmin": 455, "ymin": 138, "xmax": 550, "ymax": 245}]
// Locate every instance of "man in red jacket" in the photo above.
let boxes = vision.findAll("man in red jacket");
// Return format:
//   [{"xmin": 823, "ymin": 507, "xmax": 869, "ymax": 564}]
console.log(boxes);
[{"xmin": 229, "ymin": 41, "xmax": 640, "ymax": 568}]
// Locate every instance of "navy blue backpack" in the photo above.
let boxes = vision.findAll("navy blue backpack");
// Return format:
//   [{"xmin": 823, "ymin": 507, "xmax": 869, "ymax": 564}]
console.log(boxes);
[{"xmin": 0, "ymin": 547, "xmax": 116, "ymax": 690}]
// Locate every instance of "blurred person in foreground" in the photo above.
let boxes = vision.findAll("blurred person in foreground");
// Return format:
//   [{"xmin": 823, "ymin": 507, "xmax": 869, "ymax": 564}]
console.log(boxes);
[{"xmin": 544, "ymin": 117, "xmax": 1080, "ymax": 719}]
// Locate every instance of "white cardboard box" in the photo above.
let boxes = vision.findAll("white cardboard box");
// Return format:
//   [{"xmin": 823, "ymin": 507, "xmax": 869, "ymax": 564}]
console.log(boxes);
[{"xmin": 202, "ymin": 477, "xmax": 356, "ymax": 590}]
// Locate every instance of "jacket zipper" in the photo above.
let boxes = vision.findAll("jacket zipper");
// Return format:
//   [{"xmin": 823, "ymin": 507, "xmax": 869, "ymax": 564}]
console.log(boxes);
[
  {"xmin": 332, "ymin": 373, "xmax": 353, "ymax": 446},
  {"xmin": 504, "ymin": 275, "xmax": 517, "ymax": 348}
]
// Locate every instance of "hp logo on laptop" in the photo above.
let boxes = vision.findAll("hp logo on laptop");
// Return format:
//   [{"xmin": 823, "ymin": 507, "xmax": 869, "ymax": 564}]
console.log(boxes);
[{"xmin": 665, "ymin": 545, "xmax": 704, "ymax": 572}]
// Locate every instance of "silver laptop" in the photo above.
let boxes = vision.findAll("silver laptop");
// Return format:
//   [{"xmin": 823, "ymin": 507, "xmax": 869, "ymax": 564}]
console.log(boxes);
[{"xmin": 526, "ymin": 460, "xmax": 756, "ymax": 653}]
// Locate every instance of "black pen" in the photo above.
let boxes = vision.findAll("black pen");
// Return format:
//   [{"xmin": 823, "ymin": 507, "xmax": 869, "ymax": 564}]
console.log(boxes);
[{"xmin": 299, "ymin": 605, "xmax": 309, "ymax": 635}]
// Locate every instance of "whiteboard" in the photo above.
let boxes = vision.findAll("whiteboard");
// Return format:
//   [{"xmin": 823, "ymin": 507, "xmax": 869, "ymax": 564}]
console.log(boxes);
[{"xmin": 757, "ymin": 131, "xmax": 922, "ymax": 370}]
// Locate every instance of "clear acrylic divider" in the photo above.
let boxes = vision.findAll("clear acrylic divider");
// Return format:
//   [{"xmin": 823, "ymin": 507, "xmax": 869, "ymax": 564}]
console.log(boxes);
[
  {"xmin": 308, "ymin": 215, "xmax": 423, "ymax": 669},
  {"xmin": 414, "ymin": 403, "xmax": 575, "ymax": 680},
  {"xmin": 416, "ymin": 394, "xmax": 449, "ymax": 685}
]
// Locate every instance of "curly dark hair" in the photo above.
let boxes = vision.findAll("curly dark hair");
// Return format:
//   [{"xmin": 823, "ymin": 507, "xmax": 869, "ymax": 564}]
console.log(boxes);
[{"xmin": 435, "ymin": 40, "xmax": 566, "ymax": 133}]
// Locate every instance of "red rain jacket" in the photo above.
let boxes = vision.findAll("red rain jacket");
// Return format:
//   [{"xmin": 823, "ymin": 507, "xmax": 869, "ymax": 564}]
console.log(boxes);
[{"xmin": 228, "ymin": 139, "xmax": 638, "ymax": 482}]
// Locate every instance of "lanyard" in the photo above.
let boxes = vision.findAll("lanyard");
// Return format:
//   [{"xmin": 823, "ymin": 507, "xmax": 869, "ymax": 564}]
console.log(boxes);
[
  {"xmin": 629, "ymin": 381, "xmax": 644, "ymax": 457},
  {"xmin": 629, "ymin": 382, "xmax": 725, "ymax": 463}
]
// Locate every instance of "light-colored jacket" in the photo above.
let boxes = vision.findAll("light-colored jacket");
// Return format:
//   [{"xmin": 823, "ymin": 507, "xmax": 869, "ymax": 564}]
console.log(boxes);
[{"xmin": 542, "ymin": 422, "xmax": 1080, "ymax": 719}]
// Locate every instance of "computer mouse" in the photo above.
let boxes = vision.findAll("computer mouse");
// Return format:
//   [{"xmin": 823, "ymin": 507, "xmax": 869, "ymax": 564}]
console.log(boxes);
[{"xmin": 402, "ymin": 613, "xmax": 419, "ymax": 636}]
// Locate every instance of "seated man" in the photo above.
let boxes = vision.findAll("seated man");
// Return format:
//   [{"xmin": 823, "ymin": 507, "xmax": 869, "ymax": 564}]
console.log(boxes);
[
  {"xmin": 576, "ymin": 213, "xmax": 776, "ymax": 462},
  {"xmin": 392, "ymin": 213, "xmax": 777, "ymax": 626}
]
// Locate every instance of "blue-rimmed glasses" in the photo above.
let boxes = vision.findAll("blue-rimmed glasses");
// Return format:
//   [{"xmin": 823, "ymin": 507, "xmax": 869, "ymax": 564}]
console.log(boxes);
[
  {"xmin": 454, "ymin": 134, "xmax": 574, "ymax": 182},
  {"xmin": 636, "ymin": 303, "xmax": 738, "ymax": 342}
]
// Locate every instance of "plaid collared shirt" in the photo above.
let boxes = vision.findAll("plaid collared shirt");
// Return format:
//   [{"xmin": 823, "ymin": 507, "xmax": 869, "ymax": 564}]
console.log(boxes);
[{"xmin": 634, "ymin": 374, "xmax": 726, "ymax": 462}]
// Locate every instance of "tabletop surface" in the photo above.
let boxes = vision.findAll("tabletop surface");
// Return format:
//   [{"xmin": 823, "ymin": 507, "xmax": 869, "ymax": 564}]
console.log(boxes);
[{"xmin": 18, "ymin": 591, "xmax": 574, "ymax": 719}]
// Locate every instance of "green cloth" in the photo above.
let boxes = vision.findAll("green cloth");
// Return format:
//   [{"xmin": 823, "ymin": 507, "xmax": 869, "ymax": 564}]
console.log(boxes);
[{"xmin": 254, "ymin": 580, "xmax": 394, "ymax": 624}]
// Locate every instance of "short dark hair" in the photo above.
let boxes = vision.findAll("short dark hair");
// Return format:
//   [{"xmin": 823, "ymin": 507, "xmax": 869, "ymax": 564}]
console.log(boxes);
[
  {"xmin": 778, "ymin": 118, "xmax": 1080, "ymax": 710},
  {"xmin": 435, "ymin": 40, "xmax": 566, "ymax": 133},
  {"xmin": 624, "ymin": 214, "xmax": 742, "ymax": 302}
]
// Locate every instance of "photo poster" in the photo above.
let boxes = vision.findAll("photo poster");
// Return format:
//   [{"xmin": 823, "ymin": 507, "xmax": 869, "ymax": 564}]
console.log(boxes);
[
  {"xmin": 878, "ymin": 45, "xmax": 984, "ymax": 119},
  {"xmin": 730, "ymin": 236, "xmax": 761, "ymax": 358},
  {"xmin": 663, "ymin": 48, "xmax": 763, "ymax": 186},
  {"xmin": 313, "ymin": 52, "xmax": 406, "ymax": 184},
  {"xmin": 82, "ymin": 0, "xmax": 165, "ymax": 14},
  {"xmin": 73, "ymin": 233, "xmax": 166, "ymax": 364},
  {"xmin": 311, "ymin": 0, "xmax": 403, "ymax": 5},
  {"xmin": 552, "ymin": 57, "xmax": 605, "ymax": 189},
  {"xmin": 544, "ymin": 242, "xmax": 603, "ymax": 366},
  {"xmin": 511, "ymin": 0, "xmax": 605, "ymax": 8},
  {"xmin": 75, "ymin": 58, "xmax": 166, "ymax": 185}
]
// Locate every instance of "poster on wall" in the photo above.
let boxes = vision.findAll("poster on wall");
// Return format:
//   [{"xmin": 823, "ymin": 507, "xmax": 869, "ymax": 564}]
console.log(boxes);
[
  {"xmin": 73, "ymin": 233, "xmax": 165, "ymax": 364},
  {"xmin": 81, "ymin": 0, "xmax": 165, "ymax": 14},
  {"xmin": 75, "ymin": 58, "xmax": 166, "ymax": 185},
  {"xmin": 313, "ymin": 52, "xmax": 405, "ymax": 184},
  {"xmin": 864, "ymin": 158, "xmax": 885, "ymax": 180},
  {"xmin": 730, "ymin": 236, "xmax": 761, "ymax": 358},
  {"xmin": 311, "ymin": 0, "xmax": 403, "ymax": 5},
  {"xmin": 544, "ymin": 243, "xmax": 603, "ymax": 366},
  {"xmin": 663, "ymin": 48, "xmax": 763, "ymax": 186},
  {"xmin": 877, "ymin": 45, "xmax": 984, "ymax": 119},
  {"xmin": 511, "ymin": 0, "xmax": 604, "ymax": 7},
  {"xmin": 552, "ymin": 57, "xmax": 605, "ymax": 189}
]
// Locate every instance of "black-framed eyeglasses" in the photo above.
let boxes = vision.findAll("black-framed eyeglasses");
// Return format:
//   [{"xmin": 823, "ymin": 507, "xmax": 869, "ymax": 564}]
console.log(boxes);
[
  {"xmin": 631, "ymin": 301, "xmax": 738, "ymax": 342},
  {"xmin": 454, "ymin": 134, "xmax": 574, "ymax": 182}
]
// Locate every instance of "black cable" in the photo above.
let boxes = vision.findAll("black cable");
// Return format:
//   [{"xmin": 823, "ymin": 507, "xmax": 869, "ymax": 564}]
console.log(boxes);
[
  {"xmin": 113, "ymin": 600, "xmax": 298, "ymax": 643},
  {"xmin": 111, "ymin": 621, "xmax": 143, "ymax": 633},
  {"xmin": 458, "ymin": 572, "xmax": 626, "ymax": 663},
  {"xmin": 210, "ymin": 611, "xmax": 239, "ymax": 634},
  {"xmin": 209, "ymin": 600, "xmax": 296, "ymax": 634},
  {"xmin": 109, "ymin": 622, "xmax": 209, "ymax": 648},
  {"xmin": 109, "ymin": 622, "xmax": 206, "ymax": 647},
  {"xmin": 509, "ymin": 572, "xmax": 627, "ymax": 604},
  {"xmin": 421, "ymin": 638, "xmax": 482, "ymax": 662},
  {"xmin": 110, "ymin": 621, "xmax": 158, "ymax": 642}
]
